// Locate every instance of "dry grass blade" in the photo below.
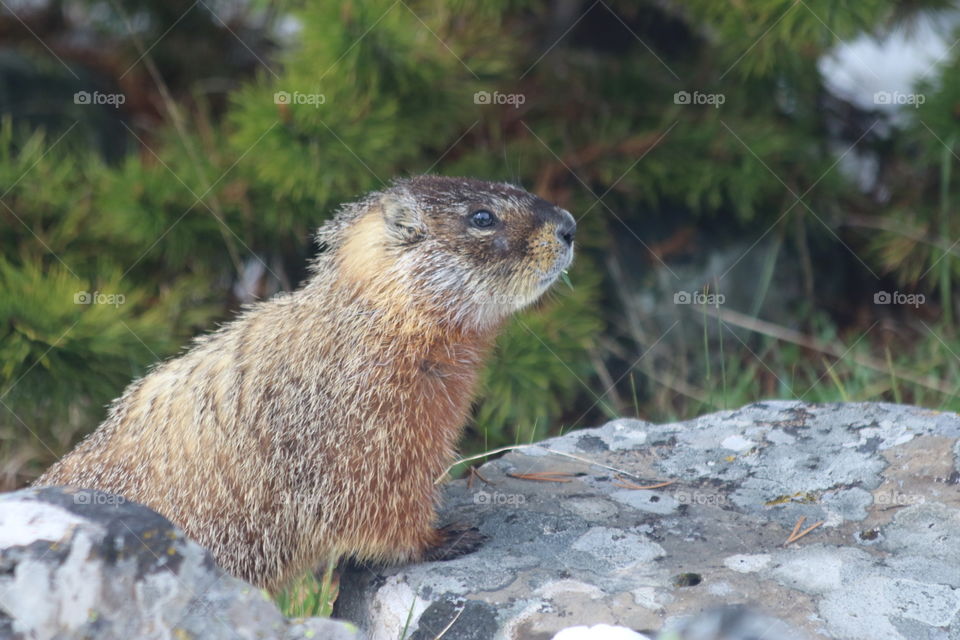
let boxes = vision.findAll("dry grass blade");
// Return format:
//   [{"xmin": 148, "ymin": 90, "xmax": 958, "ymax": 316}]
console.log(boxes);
[
  {"xmin": 699, "ymin": 307, "xmax": 955, "ymax": 395},
  {"xmin": 433, "ymin": 603, "xmax": 465, "ymax": 639}
]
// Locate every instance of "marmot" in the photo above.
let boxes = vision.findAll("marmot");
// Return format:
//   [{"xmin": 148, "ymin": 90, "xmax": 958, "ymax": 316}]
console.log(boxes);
[{"xmin": 37, "ymin": 176, "xmax": 576, "ymax": 593}]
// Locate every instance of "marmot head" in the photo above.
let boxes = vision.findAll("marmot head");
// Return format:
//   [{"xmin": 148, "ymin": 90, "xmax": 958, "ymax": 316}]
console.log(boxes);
[{"xmin": 321, "ymin": 176, "xmax": 576, "ymax": 329}]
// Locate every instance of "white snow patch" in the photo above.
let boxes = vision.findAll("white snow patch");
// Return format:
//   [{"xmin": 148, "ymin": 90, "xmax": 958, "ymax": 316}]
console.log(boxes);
[
  {"xmin": 0, "ymin": 500, "xmax": 90, "ymax": 547},
  {"xmin": 723, "ymin": 553, "xmax": 771, "ymax": 573},
  {"xmin": 553, "ymin": 624, "xmax": 653, "ymax": 640},
  {"xmin": 721, "ymin": 434, "xmax": 756, "ymax": 452},
  {"xmin": 536, "ymin": 579, "xmax": 605, "ymax": 600},
  {"xmin": 366, "ymin": 576, "xmax": 431, "ymax": 640}
]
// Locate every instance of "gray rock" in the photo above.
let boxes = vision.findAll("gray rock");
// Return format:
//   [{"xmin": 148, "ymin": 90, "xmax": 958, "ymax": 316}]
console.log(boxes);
[
  {"xmin": 0, "ymin": 486, "xmax": 357, "ymax": 640},
  {"xmin": 335, "ymin": 401, "xmax": 960, "ymax": 640}
]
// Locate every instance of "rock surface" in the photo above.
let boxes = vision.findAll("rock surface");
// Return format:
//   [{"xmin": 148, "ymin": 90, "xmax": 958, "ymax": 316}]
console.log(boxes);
[
  {"xmin": 335, "ymin": 401, "xmax": 960, "ymax": 640},
  {"xmin": 0, "ymin": 486, "xmax": 357, "ymax": 640}
]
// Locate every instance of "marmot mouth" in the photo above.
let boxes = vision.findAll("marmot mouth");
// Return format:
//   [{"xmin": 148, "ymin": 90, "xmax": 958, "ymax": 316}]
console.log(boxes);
[
  {"xmin": 538, "ymin": 273, "xmax": 562, "ymax": 288},
  {"xmin": 538, "ymin": 249, "xmax": 574, "ymax": 287},
  {"xmin": 536, "ymin": 265, "xmax": 571, "ymax": 290}
]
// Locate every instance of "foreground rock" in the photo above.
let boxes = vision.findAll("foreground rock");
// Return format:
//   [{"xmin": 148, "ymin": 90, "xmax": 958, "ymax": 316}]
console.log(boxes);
[
  {"xmin": 0, "ymin": 487, "xmax": 357, "ymax": 640},
  {"xmin": 336, "ymin": 401, "xmax": 960, "ymax": 640}
]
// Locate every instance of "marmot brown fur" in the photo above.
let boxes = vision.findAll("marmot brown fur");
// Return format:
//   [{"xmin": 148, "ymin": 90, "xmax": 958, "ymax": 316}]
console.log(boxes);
[{"xmin": 36, "ymin": 176, "xmax": 576, "ymax": 592}]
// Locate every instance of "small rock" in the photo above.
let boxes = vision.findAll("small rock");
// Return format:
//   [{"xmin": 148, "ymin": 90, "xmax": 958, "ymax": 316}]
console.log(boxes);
[{"xmin": 0, "ymin": 487, "xmax": 357, "ymax": 640}]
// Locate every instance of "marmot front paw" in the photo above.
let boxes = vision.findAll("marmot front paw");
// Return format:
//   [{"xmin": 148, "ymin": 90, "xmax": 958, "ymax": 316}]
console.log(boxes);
[{"xmin": 423, "ymin": 523, "xmax": 487, "ymax": 561}]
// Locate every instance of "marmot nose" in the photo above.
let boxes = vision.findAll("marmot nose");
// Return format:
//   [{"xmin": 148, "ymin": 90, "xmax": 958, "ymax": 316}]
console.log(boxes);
[{"xmin": 557, "ymin": 212, "xmax": 576, "ymax": 246}]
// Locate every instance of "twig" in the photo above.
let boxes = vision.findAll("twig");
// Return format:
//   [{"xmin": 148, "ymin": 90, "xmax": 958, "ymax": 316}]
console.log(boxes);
[
  {"xmin": 613, "ymin": 478, "xmax": 677, "ymax": 490},
  {"xmin": 437, "ymin": 445, "xmax": 648, "ymax": 484},
  {"xmin": 466, "ymin": 466, "xmax": 493, "ymax": 489},
  {"xmin": 541, "ymin": 447, "xmax": 647, "ymax": 480},
  {"xmin": 507, "ymin": 471, "xmax": 576, "ymax": 483},
  {"xmin": 783, "ymin": 516, "xmax": 824, "ymax": 546}
]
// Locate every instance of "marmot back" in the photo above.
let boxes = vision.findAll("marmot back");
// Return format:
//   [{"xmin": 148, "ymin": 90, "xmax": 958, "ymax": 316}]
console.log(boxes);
[{"xmin": 37, "ymin": 175, "xmax": 577, "ymax": 592}]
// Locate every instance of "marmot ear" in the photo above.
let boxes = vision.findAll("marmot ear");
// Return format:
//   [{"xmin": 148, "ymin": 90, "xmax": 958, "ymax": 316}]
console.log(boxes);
[{"xmin": 381, "ymin": 193, "xmax": 426, "ymax": 244}]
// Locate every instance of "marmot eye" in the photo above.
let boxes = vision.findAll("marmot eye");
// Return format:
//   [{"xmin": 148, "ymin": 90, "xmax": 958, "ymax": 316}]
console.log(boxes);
[{"xmin": 470, "ymin": 210, "xmax": 496, "ymax": 228}]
